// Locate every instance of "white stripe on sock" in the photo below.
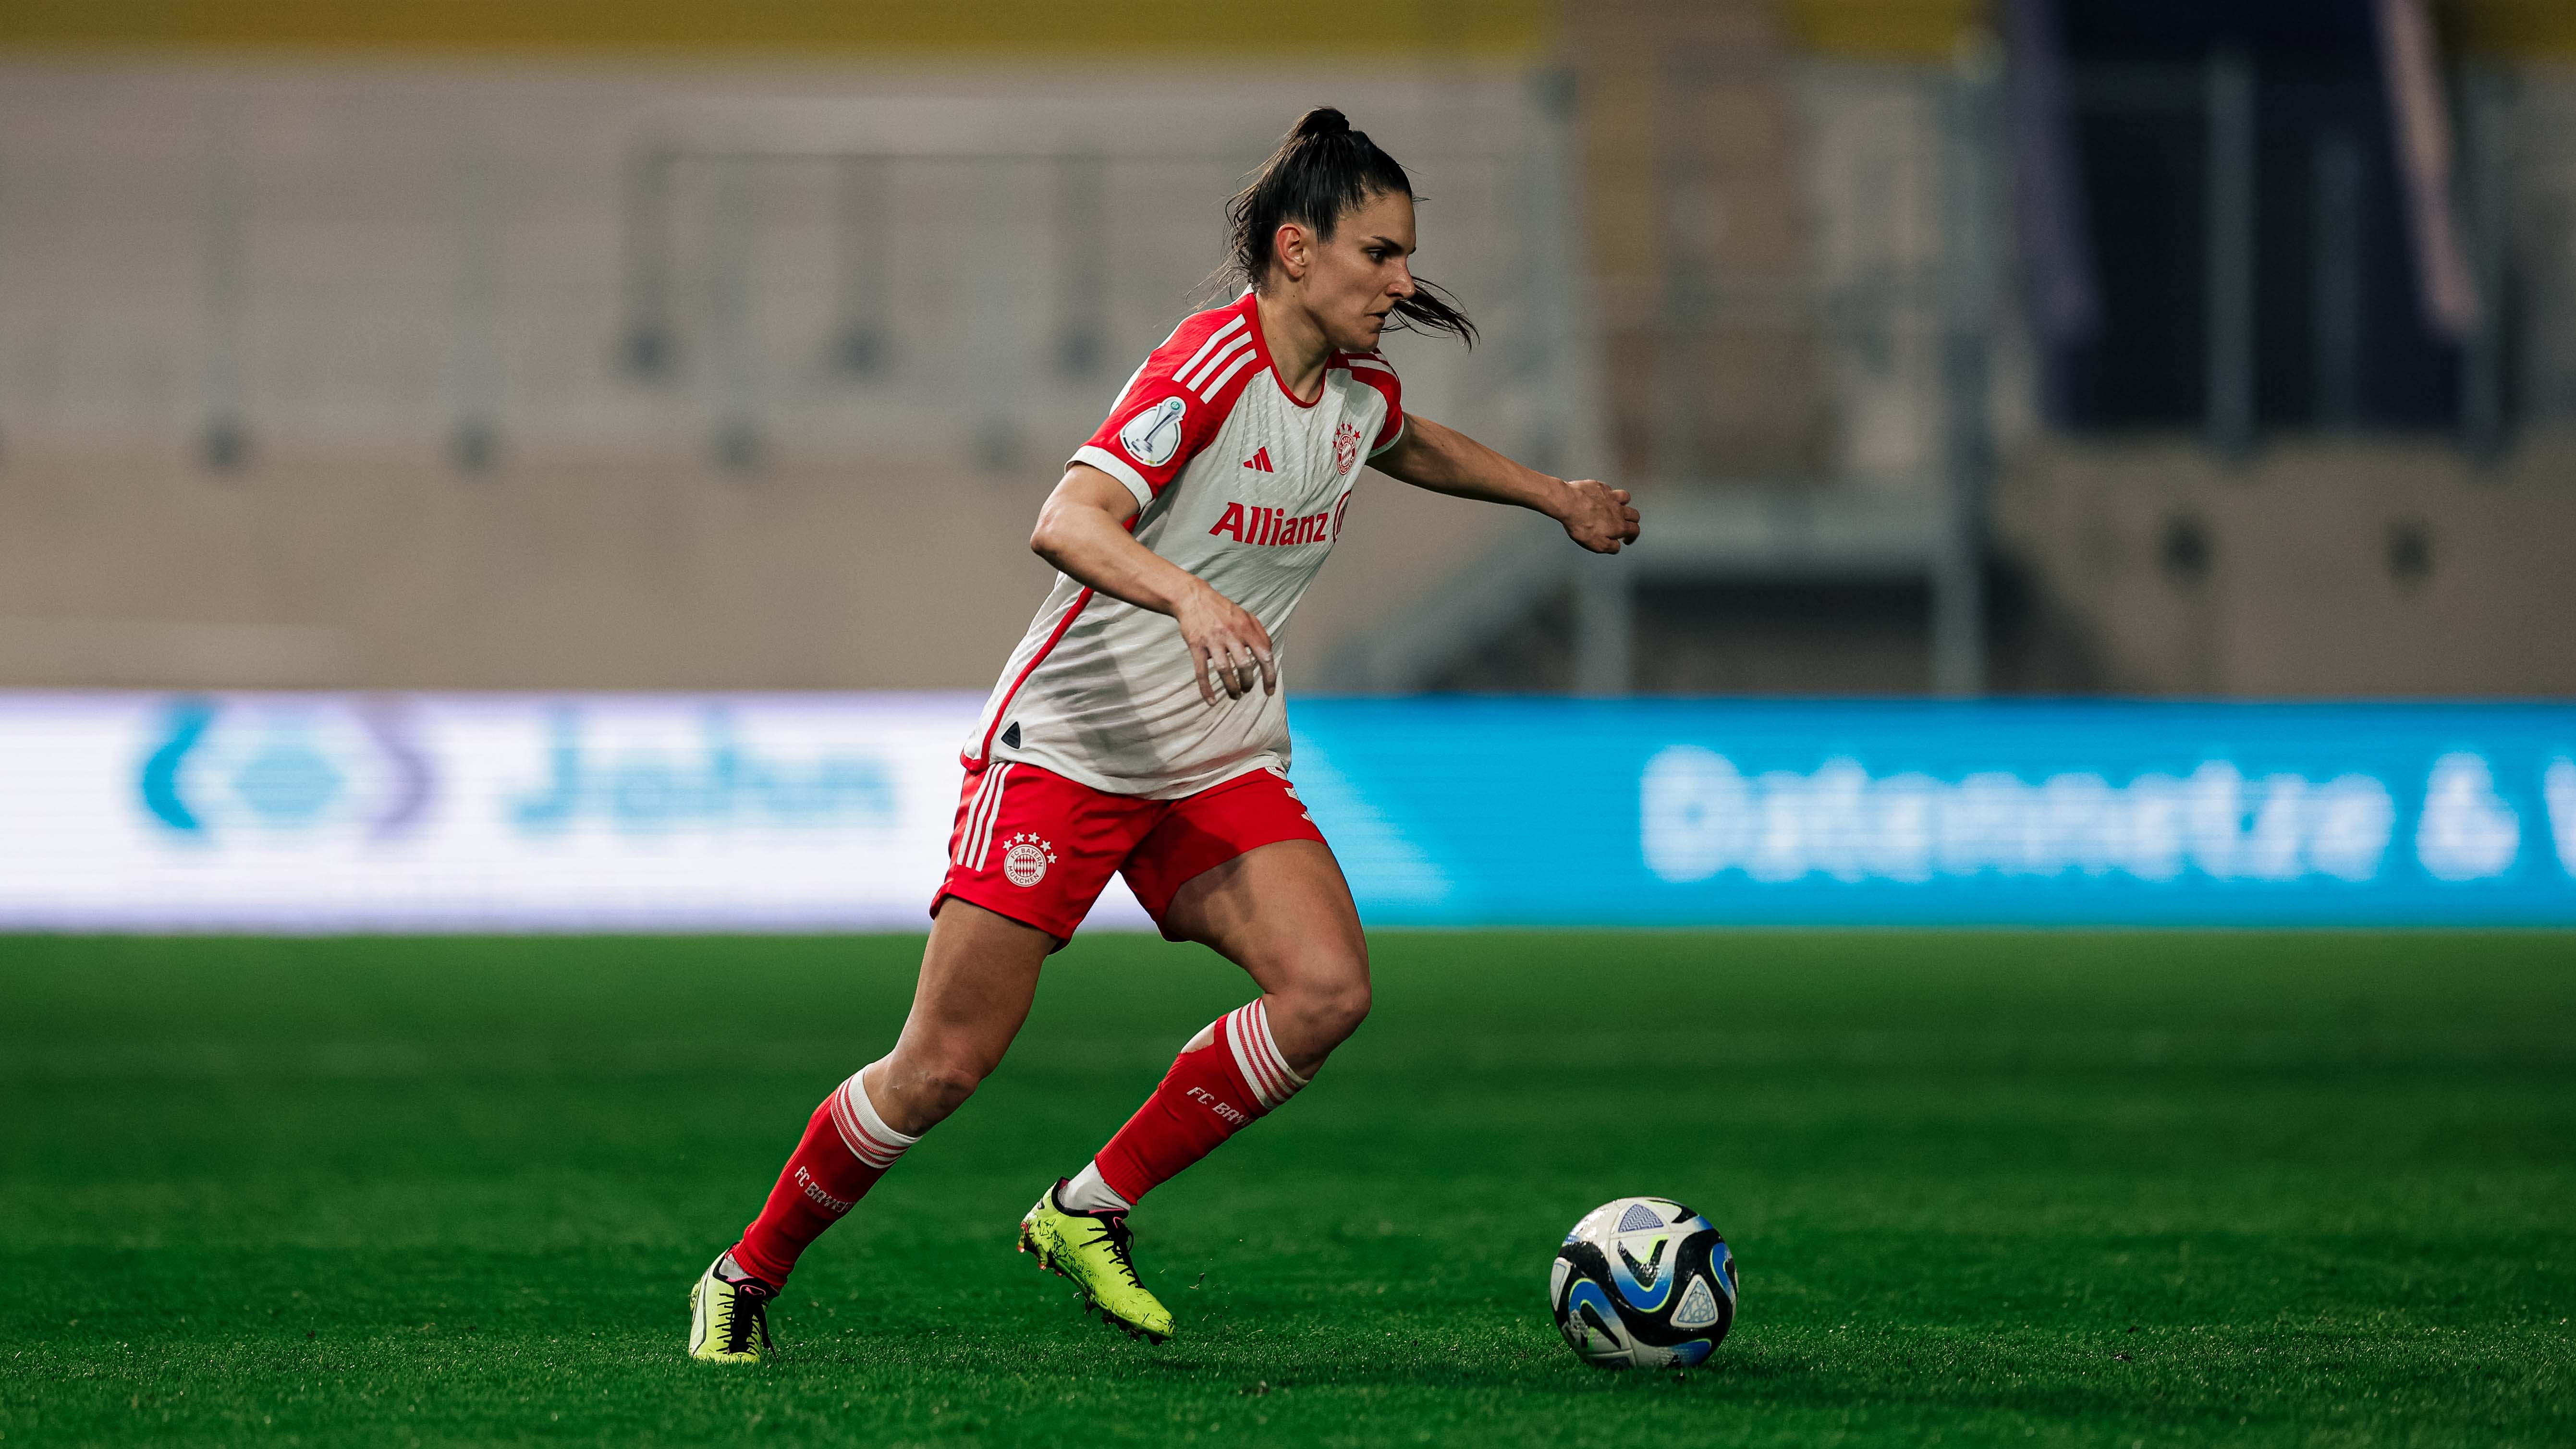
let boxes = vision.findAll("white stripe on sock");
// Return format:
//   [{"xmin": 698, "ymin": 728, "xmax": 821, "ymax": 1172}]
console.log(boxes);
[
  {"xmin": 1222, "ymin": 1000, "xmax": 1304, "ymax": 1110},
  {"xmin": 829, "ymin": 1070, "xmax": 920, "ymax": 1169},
  {"xmin": 1221, "ymin": 1008, "xmax": 1273, "ymax": 1108},
  {"xmin": 1249, "ymin": 998, "xmax": 1308, "ymax": 1090}
]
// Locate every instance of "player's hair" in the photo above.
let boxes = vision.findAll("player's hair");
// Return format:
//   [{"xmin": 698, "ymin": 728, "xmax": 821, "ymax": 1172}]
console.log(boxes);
[{"xmin": 1221, "ymin": 107, "xmax": 1477, "ymax": 346}]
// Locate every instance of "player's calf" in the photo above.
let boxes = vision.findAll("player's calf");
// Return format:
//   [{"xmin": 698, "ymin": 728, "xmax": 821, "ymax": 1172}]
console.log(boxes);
[
  {"xmin": 1062, "ymin": 996, "xmax": 1311, "ymax": 1216},
  {"xmin": 687, "ymin": 1066, "xmax": 922, "ymax": 1360},
  {"xmin": 729, "ymin": 1068, "xmax": 922, "ymax": 1287},
  {"xmin": 1028, "ymin": 997, "xmax": 1308, "ymax": 1342}
]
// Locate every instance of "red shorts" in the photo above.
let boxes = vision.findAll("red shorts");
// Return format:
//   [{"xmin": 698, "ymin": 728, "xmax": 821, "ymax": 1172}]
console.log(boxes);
[{"xmin": 931, "ymin": 760, "xmax": 1329, "ymax": 945}]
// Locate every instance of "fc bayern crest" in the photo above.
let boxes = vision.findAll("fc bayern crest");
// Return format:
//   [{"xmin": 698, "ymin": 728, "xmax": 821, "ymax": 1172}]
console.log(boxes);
[
  {"xmin": 1001, "ymin": 832, "xmax": 1057, "ymax": 888},
  {"xmin": 1332, "ymin": 419, "xmax": 1363, "ymax": 476}
]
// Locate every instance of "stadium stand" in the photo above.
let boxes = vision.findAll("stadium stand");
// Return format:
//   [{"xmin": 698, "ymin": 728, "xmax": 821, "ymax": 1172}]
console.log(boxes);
[{"xmin": 0, "ymin": 0, "xmax": 2571, "ymax": 696}]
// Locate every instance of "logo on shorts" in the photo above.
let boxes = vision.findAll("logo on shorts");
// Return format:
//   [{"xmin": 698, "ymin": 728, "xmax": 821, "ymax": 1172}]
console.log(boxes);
[
  {"xmin": 1001, "ymin": 832, "xmax": 1057, "ymax": 888},
  {"xmin": 1120, "ymin": 396, "xmax": 1187, "ymax": 468},
  {"xmin": 1332, "ymin": 418, "xmax": 1364, "ymax": 475},
  {"xmin": 1266, "ymin": 764, "xmax": 1312, "ymax": 820}
]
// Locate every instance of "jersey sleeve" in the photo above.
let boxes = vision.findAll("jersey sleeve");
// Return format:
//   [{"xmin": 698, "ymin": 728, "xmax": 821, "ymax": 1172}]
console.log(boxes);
[
  {"xmin": 1344, "ymin": 352, "xmax": 1406, "ymax": 456},
  {"xmin": 1070, "ymin": 309, "xmax": 1245, "ymax": 506}
]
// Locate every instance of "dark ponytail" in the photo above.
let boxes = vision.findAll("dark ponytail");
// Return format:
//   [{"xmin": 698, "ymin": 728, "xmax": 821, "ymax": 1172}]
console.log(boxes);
[{"xmin": 1221, "ymin": 107, "xmax": 1477, "ymax": 346}]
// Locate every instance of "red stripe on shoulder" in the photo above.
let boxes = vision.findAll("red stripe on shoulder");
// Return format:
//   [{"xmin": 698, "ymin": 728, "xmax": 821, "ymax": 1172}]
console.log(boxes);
[
  {"xmin": 1137, "ymin": 301, "xmax": 1255, "ymax": 389},
  {"xmin": 1081, "ymin": 298, "xmax": 1261, "ymax": 497}
]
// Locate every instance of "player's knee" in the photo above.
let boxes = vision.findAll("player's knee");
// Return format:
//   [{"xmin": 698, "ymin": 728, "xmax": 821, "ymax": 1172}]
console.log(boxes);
[
  {"xmin": 892, "ymin": 1051, "xmax": 989, "ymax": 1117},
  {"xmin": 923, "ymin": 1057, "xmax": 988, "ymax": 1108},
  {"xmin": 1289, "ymin": 968, "xmax": 1371, "ymax": 1047},
  {"xmin": 1326, "ymin": 975, "xmax": 1373, "ymax": 1039}
]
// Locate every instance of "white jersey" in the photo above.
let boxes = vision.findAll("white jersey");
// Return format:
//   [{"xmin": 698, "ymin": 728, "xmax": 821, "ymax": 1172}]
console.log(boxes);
[{"xmin": 963, "ymin": 292, "xmax": 1405, "ymax": 799}]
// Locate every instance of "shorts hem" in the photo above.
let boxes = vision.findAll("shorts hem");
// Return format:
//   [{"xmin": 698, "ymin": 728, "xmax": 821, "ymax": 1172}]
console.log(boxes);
[
  {"xmin": 1122, "ymin": 824, "xmax": 1331, "ymax": 933},
  {"xmin": 929, "ymin": 883, "xmax": 1078, "ymax": 949}
]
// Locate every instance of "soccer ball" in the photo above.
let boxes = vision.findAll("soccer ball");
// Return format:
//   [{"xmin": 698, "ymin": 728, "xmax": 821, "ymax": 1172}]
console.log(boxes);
[{"xmin": 1550, "ymin": 1196, "xmax": 1736, "ymax": 1368}]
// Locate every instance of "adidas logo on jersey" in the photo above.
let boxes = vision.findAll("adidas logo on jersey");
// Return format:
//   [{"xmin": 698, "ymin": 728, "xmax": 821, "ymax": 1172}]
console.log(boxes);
[
  {"xmin": 1242, "ymin": 447, "xmax": 1276, "ymax": 472},
  {"xmin": 1210, "ymin": 500, "xmax": 1337, "ymax": 547}
]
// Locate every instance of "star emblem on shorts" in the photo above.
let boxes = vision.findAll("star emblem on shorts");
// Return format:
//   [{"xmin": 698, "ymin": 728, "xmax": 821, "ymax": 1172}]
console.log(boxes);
[{"xmin": 1005, "ymin": 832, "xmax": 1058, "ymax": 864}]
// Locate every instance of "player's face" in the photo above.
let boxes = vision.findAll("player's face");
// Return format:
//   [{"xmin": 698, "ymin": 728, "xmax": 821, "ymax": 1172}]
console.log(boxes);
[{"xmin": 1309, "ymin": 190, "xmax": 1418, "ymax": 352}]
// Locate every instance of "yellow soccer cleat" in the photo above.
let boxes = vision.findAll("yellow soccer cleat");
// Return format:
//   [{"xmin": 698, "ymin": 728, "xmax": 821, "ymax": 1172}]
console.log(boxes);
[
  {"xmin": 1018, "ymin": 1181, "xmax": 1174, "ymax": 1344},
  {"xmin": 686, "ymin": 1253, "xmax": 777, "ymax": 1363}
]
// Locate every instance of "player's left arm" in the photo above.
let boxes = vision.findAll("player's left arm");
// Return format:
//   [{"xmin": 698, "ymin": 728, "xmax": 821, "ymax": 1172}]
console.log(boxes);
[{"xmin": 1370, "ymin": 412, "xmax": 1640, "ymax": 554}]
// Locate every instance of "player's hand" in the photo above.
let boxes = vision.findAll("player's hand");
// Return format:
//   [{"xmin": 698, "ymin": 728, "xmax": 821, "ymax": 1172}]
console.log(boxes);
[
  {"xmin": 1174, "ymin": 583, "xmax": 1277, "ymax": 705},
  {"xmin": 1557, "ymin": 479, "xmax": 1641, "ymax": 554}
]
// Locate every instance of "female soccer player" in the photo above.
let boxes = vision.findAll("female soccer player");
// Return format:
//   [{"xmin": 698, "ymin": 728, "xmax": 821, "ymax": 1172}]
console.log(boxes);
[{"xmin": 690, "ymin": 107, "xmax": 1640, "ymax": 1360}]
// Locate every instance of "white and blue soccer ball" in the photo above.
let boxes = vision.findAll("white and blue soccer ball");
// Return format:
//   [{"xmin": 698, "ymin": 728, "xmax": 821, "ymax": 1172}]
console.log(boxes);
[{"xmin": 1550, "ymin": 1196, "xmax": 1737, "ymax": 1369}]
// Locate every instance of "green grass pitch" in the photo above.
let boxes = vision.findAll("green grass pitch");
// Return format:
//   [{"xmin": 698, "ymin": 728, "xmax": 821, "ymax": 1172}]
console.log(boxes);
[{"xmin": 3, "ymin": 930, "xmax": 2572, "ymax": 1447}]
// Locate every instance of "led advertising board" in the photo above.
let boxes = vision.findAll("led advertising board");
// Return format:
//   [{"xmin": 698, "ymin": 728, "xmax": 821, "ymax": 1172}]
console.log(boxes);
[{"xmin": 0, "ymin": 693, "xmax": 2569, "ymax": 930}]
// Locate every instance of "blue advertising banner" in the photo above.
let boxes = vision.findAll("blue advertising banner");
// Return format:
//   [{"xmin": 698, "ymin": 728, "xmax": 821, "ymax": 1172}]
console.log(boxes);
[
  {"xmin": 0, "ymin": 692, "xmax": 2569, "ymax": 930},
  {"xmin": 1285, "ymin": 699, "xmax": 2576, "ymax": 927}
]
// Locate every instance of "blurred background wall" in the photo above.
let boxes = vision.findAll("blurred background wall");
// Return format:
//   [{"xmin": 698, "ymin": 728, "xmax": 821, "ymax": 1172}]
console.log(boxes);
[{"xmin": 0, "ymin": 0, "xmax": 2569, "ymax": 698}]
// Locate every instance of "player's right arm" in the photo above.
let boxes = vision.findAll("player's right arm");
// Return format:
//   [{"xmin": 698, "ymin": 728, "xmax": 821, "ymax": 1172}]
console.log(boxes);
[{"xmin": 1030, "ymin": 464, "xmax": 1277, "ymax": 705}]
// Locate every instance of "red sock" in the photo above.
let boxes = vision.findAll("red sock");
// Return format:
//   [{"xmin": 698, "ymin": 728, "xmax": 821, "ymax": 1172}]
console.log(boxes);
[
  {"xmin": 730, "ymin": 1070, "xmax": 918, "ymax": 1285},
  {"xmin": 1092, "ymin": 998, "xmax": 1307, "ymax": 1205}
]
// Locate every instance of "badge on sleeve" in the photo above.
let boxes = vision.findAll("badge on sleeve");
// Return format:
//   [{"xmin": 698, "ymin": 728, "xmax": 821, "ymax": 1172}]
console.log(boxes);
[{"xmin": 1119, "ymin": 396, "xmax": 1187, "ymax": 468}]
